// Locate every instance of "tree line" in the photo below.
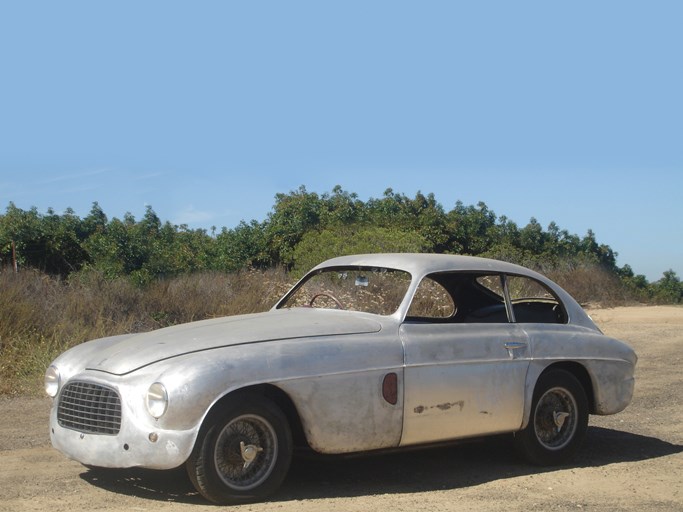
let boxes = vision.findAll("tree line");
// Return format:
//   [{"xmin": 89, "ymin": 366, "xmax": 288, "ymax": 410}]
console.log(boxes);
[{"xmin": 1, "ymin": 185, "xmax": 680, "ymax": 303}]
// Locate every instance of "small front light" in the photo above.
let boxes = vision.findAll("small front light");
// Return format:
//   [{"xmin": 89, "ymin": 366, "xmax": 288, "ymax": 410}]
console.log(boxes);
[
  {"xmin": 44, "ymin": 366, "xmax": 60, "ymax": 397},
  {"xmin": 146, "ymin": 382, "xmax": 168, "ymax": 419}
]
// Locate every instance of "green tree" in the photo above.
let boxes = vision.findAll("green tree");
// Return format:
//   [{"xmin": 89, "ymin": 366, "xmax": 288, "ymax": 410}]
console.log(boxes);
[
  {"xmin": 0, "ymin": 190, "xmax": 641, "ymax": 299},
  {"xmin": 445, "ymin": 201, "xmax": 497, "ymax": 254},
  {"xmin": 265, "ymin": 186, "xmax": 322, "ymax": 267},
  {"xmin": 652, "ymin": 270, "xmax": 682, "ymax": 304},
  {"xmin": 0, "ymin": 203, "xmax": 89, "ymax": 275},
  {"xmin": 291, "ymin": 225, "xmax": 429, "ymax": 276},
  {"xmin": 319, "ymin": 186, "xmax": 364, "ymax": 226},
  {"xmin": 519, "ymin": 218, "xmax": 545, "ymax": 255},
  {"xmin": 366, "ymin": 189, "xmax": 447, "ymax": 249},
  {"xmin": 215, "ymin": 220, "xmax": 269, "ymax": 271}
]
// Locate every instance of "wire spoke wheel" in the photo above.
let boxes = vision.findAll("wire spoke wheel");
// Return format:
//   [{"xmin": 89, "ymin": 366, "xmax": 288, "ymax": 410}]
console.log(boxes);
[
  {"xmin": 214, "ymin": 414, "xmax": 278, "ymax": 491},
  {"xmin": 186, "ymin": 393, "xmax": 293, "ymax": 505},
  {"xmin": 514, "ymin": 369, "xmax": 588, "ymax": 466},
  {"xmin": 533, "ymin": 386, "xmax": 578, "ymax": 450}
]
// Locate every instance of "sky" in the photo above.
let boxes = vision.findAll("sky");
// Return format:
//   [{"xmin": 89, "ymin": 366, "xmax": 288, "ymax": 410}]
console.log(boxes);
[{"xmin": 1, "ymin": 1, "xmax": 681, "ymax": 281}]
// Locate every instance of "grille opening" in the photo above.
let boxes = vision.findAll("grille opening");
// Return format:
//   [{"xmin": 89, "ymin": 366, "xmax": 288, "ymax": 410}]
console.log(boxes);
[{"xmin": 57, "ymin": 381, "xmax": 122, "ymax": 435}]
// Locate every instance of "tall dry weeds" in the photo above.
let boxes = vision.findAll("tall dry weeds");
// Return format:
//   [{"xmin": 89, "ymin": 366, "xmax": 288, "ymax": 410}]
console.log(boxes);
[
  {"xmin": 545, "ymin": 264, "xmax": 637, "ymax": 307},
  {"xmin": 0, "ymin": 268, "xmax": 292, "ymax": 395}
]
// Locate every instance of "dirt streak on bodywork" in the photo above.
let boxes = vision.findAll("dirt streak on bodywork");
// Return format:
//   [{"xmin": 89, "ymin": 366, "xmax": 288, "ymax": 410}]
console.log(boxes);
[{"xmin": 413, "ymin": 401, "xmax": 465, "ymax": 414}]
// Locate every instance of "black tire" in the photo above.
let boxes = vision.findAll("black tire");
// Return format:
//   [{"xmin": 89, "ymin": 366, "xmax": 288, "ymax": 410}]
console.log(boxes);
[
  {"xmin": 186, "ymin": 393, "xmax": 293, "ymax": 504},
  {"xmin": 514, "ymin": 369, "xmax": 588, "ymax": 466}
]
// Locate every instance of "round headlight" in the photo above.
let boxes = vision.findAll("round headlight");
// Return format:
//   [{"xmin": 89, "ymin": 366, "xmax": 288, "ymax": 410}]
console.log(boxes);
[
  {"xmin": 44, "ymin": 366, "xmax": 60, "ymax": 398},
  {"xmin": 146, "ymin": 382, "xmax": 168, "ymax": 419}
]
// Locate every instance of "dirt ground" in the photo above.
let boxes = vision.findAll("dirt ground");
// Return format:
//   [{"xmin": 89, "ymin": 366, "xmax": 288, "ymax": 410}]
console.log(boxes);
[{"xmin": 1, "ymin": 306, "xmax": 681, "ymax": 511}]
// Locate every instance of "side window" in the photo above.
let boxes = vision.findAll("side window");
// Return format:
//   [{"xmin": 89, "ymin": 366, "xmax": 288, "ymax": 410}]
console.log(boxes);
[
  {"xmin": 406, "ymin": 277, "xmax": 456, "ymax": 319},
  {"xmin": 476, "ymin": 275, "xmax": 504, "ymax": 296},
  {"xmin": 506, "ymin": 275, "xmax": 566, "ymax": 324},
  {"xmin": 461, "ymin": 274, "xmax": 508, "ymax": 323}
]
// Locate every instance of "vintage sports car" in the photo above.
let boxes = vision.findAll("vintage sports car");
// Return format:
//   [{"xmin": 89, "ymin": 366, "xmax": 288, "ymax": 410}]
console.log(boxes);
[{"xmin": 45, "ymin": 254, "xmax": 636, "ymax": 504}]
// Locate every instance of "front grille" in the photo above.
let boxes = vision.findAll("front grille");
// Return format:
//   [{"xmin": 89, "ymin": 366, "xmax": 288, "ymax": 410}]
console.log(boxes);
[{"xmin": 57, "ymin": 381, "xmax": 122, "ymax": 435}]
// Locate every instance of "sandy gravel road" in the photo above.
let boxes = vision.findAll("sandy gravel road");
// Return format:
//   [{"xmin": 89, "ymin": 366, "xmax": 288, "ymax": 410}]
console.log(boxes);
[{"xmin": 1, "ymin": 306, "xmax": 681, "ymax": 511}]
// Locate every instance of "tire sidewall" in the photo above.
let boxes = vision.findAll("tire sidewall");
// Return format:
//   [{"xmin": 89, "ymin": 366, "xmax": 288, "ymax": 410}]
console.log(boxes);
[
  {"xmin": 515, "ymin": 369, "xmax": 589, "ymax": 466},
  {"xmin": 188, "ymin": 393, "xmax": 293, "ymax": 504}
]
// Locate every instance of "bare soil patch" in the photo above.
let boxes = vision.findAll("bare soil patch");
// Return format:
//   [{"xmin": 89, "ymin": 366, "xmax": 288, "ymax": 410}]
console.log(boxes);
[{"xmin": 1, "ymin": 306, "xmax": 681, "ymax": 511}]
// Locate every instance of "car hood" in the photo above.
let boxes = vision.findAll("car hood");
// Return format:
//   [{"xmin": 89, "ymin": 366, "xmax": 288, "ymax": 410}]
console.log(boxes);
[{"xmin": 83, "ymin": 308, "xmax": 382, "ymax": 376}]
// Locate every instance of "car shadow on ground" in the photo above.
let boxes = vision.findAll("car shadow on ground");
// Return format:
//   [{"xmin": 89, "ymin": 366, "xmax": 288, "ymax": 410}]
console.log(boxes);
[{"xmin": 80, "ymin": 426, "xmax": 683, "ymax": 505}]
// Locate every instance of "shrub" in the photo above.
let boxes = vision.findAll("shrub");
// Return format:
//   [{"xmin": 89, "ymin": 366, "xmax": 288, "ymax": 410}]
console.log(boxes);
[{"xmin": 545, "ymin": 264, "xmax": 636, "ymax": 307}]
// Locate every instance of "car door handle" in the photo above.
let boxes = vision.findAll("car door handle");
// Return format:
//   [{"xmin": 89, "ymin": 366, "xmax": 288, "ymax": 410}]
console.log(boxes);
[{"xmin": 504, "ymin": 341, "xmax": 527, "ymax": 350}]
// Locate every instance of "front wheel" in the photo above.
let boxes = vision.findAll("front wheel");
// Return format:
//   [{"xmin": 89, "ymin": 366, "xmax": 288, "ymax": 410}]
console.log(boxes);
[
  {"xmin": 514, "ymin": 369, "xmax": 588, "ymax": 466},
  {"xmin": 186, "ymin": 393, "xmax": 293, "ymax": 504}
]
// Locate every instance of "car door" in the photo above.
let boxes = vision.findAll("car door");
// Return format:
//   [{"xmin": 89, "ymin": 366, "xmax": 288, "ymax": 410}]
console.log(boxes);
[{"xmin": 399, "ymin": 273, "xmax": 531, "ymax": 446}]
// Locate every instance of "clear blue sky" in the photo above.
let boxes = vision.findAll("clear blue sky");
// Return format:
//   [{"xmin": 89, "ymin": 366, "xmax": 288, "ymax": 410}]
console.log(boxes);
[{"xmin": 1, "ymin": 1, "xmax": 681, "ymax": 281}]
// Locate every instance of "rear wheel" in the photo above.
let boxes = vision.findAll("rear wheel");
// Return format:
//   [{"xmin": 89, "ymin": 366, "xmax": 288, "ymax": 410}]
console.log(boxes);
[
  {"xmin": 186, "ymin": 393, "xmax": 292, "ymax": 504},
  {"xmin": 514, "ymin": 369, "xmax": 588, "ymax": 465}
]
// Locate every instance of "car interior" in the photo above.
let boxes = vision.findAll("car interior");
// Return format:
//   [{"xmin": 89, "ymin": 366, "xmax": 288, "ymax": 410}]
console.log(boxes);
[{"xmin": 405, "ymin": 272, "xmax": 567, "ymax": 324}]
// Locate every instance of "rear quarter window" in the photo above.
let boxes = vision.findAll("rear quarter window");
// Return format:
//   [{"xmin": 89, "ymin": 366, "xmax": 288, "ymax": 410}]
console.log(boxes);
[{"xmin": 506, "ymin": 275, "xmax": 567, "ymax": 324}]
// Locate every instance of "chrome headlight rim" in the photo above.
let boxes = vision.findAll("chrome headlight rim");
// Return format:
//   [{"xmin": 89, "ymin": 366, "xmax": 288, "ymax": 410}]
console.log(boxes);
[
  {"xmin": 44, "ymin": 365, "xmax": 60, "ymax": 398},
  {"xmin": 146, "ymin": 382, "xmax": 168, "ymax": 419}
]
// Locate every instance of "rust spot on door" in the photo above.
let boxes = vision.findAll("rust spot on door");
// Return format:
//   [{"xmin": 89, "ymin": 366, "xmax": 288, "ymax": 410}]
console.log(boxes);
[{"xmin": 413, "ymin": 401, "xmax": 464, "ymax": 414}]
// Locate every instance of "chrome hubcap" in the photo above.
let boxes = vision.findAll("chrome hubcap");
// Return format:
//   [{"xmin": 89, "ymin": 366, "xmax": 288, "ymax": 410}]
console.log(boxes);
[
  {"xmin": 553, "ymin": 411, "xmax": 570, "ymax": 430},
  {"xmin": 240, "ymin": 441, "xmax": 264, "ymax": 469}
]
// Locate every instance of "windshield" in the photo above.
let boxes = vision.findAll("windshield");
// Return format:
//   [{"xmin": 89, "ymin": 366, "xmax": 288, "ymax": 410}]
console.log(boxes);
[{"xmin": 278, "ymin": 266, "xmax": 412, "ymax": 315}]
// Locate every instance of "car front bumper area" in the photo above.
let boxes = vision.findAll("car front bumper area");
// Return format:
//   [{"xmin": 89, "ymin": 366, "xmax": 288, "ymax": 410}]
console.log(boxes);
[{"xmin": 48, "ymin": 381, "xmax": 197, "ymax": 470}]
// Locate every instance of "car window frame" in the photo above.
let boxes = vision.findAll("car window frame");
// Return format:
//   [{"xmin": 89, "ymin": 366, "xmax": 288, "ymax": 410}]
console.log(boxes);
[
  {"xmin": 274, "ymin": 264, "xmax": 413, "ymax": 316},
  {"xmin": 503, "ymin": 272, "xmax": 568, "ymax": 324},
  {"xmin": 402, "ymin": 271, "xmax": 567, "ymax": 325}
]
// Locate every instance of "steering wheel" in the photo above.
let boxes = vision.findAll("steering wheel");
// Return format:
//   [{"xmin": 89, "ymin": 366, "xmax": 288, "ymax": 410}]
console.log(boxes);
[{"xmin": 309, "ymin": 292, "xmax": 344, "ymax": 310}]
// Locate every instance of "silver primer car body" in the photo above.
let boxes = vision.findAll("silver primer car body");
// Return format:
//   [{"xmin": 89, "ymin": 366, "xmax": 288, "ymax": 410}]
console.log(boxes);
[{"xmin": 46, "ymin": 253, "xmax": 636, "ymax": 504}]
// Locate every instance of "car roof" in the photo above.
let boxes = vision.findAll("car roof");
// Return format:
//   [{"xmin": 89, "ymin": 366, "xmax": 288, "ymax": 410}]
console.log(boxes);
[{"xmin": 313, "ymin": 253, "xmax": 541, "ymax": 279}]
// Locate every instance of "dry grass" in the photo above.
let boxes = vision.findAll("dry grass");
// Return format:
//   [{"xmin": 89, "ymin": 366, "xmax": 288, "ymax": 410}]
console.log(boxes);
[
  {"xmin": 0, "ymin": 262, "xmax": 642, "ymax": 395},
  {"xmin": 0, "ymin": 268, "xmax": 292, "ymax": 395},
  {"xmin": 545, "ymin": 265, "xmax": 638, "ymax": 307}
]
